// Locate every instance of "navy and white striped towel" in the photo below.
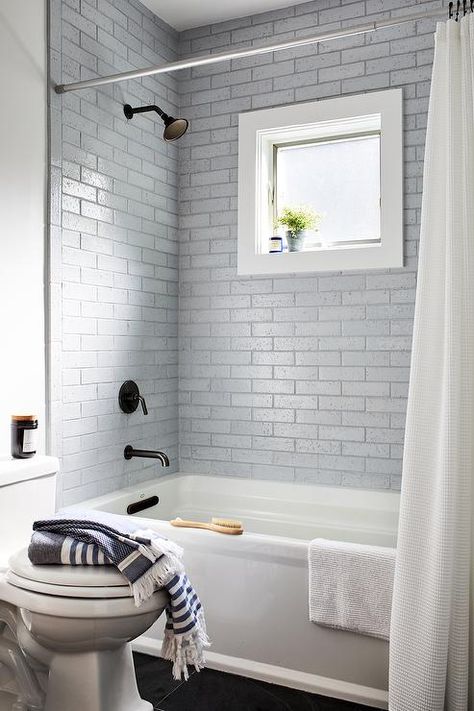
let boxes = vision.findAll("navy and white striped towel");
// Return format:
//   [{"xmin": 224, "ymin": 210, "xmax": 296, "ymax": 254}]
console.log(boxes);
[{"xmin": 28, "ymin": 510, "xmax": 209, "ymax": 680}]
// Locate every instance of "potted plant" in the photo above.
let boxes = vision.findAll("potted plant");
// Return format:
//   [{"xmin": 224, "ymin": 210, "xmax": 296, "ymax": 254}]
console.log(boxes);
[{"xmin": 277, "ymin": 205, "xmax": 321, "ymax": 252}]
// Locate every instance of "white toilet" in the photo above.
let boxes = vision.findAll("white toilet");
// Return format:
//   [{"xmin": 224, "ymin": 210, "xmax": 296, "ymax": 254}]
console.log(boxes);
[{"xmin": 0, "ymin": 456, "xmax": 167, "ymax": 711}]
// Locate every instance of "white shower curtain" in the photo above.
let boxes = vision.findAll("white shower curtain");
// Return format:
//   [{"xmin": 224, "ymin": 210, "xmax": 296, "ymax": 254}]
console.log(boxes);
[{"xmin": 389, "ymin": 16, "xmax": 474, "ymax": 711}]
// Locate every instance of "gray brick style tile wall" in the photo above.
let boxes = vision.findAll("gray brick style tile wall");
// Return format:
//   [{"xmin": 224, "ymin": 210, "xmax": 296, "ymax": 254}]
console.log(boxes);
[
  {"xmin": 177, "ymin": 0, "xmax": 440, "ymax": 489},
  {"xmin": 49, "ymin": 0, "xmax": 180, "ymax": 505},
  {"xmin": 50, "ymin": 0, "xmax": 439, "ymax": 502}
]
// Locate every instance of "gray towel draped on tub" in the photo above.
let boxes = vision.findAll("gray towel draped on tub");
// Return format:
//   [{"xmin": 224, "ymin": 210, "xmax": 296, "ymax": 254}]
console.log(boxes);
[{"xmin": 308, "ymin": 538, "xmax": 396, "ymax": 641}]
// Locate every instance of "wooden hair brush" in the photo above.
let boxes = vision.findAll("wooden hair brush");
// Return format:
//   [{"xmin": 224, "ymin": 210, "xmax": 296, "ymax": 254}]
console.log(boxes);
[{"xmin": 170, "ymin": 517, "xmax": 243, "ymax": 535}]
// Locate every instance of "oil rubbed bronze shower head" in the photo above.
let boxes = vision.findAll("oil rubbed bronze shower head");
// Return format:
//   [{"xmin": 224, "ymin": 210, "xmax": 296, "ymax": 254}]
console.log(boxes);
[{"xmin": 123, "ymin": 103, "xmax": 188, "ymax": 142}]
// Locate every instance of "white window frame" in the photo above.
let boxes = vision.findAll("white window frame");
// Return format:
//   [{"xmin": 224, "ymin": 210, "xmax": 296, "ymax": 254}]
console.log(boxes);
[{"xmin": 238, "ymin": 89, "xmax": 403, "ymax": 276}]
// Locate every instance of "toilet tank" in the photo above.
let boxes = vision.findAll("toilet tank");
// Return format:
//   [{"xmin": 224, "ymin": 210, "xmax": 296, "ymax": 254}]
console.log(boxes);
[{"xmin": 0, "ymin": 455, "xmax": 58, "ymax": 568}]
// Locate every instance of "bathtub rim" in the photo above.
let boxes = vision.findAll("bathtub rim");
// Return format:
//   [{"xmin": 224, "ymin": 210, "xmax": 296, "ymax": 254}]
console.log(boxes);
[{"xmin": 74, "ymin": 471, "xmax": 400, "ymax": 546}]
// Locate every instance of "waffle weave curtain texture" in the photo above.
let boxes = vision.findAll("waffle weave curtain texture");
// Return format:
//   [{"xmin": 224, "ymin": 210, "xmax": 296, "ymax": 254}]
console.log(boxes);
[{"xmin": 389, "ymin": 16, "xmax": 474, "ymax": 711}]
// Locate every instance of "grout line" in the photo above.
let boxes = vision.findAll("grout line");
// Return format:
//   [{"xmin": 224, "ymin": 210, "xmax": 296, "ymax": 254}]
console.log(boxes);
[{"xmin": 155, "ymin": 670, "xmax": 197, "ymax": 706}]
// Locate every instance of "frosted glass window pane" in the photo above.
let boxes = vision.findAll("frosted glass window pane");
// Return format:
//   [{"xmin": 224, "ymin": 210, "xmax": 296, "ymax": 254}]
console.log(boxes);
[{"xmin": 276, "ymin": 135, "xmax": 380, "ymax": 247}]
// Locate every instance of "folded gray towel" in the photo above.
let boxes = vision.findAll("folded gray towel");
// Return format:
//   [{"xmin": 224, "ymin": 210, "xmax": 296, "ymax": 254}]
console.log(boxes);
[{"xmin": 308, "ymin": 538, "xmax": 396, "ymax": 640}]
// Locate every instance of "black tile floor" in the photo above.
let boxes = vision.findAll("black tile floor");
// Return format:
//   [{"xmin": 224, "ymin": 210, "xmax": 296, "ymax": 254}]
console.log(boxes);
[{"xmin": 134, "ymin": 653, "xmax": 382, "ymax": 711}]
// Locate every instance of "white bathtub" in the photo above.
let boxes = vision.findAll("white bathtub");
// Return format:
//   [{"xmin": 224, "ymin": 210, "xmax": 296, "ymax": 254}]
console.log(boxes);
[{"xmin": 81, "ymin": 473, "xmax": 399, "ymax": 709}]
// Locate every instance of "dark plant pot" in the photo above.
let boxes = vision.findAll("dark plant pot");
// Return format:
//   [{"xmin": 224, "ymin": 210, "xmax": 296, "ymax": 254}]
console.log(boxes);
[{"xmin": 286, "ymin": 230, "xmax": 307, "ymax": 252}]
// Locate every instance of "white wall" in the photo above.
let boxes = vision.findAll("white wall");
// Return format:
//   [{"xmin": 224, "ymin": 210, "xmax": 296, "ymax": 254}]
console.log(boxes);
[{"xmin": 0, "ymin": 1, "xmax": 47, "ymax": 453}]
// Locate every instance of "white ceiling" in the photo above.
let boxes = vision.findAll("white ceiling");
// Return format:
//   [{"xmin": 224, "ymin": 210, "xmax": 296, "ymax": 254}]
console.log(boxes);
[{"xmin": 141, "ymin": 0, "xmax": 303, "ymax": 31}]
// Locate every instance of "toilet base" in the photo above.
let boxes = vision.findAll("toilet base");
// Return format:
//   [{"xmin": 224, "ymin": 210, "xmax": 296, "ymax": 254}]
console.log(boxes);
[{"xmin": 45, "ymin": 644, "xmax": 151, "ymax": 711}]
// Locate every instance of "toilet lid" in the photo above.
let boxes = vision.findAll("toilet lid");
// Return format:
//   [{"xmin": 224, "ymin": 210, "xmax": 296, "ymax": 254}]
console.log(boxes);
[{"xmin": 7, "ymin": 549, "xmax": 133, "ymax": 598}]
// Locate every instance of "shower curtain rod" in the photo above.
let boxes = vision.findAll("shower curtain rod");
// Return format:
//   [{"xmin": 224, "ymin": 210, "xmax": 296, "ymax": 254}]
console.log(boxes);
[{"xmin": 55, "ymin": 8, "xmax": 444, "ymax": 95}]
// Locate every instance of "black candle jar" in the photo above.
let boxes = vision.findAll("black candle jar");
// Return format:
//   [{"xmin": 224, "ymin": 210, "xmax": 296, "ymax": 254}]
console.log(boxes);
[{"xmin": 11, "ymin": 415, "xmax": 38, "ymax": 459}]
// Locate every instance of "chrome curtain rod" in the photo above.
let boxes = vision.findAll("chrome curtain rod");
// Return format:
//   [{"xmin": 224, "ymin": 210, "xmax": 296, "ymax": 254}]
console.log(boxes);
[{"xmin": 55, "ymin": 8, "xmax": 444, "ymax": 95}]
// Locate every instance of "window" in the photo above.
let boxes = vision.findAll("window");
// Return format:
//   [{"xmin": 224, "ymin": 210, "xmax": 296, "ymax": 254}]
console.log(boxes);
[
  {"xmin": 275, "ymin": 133, "xmax": 380, "ymax": 249},
  {"xmin": 238, "ymin": 89, "xmax": 403, "ymax": 275}
]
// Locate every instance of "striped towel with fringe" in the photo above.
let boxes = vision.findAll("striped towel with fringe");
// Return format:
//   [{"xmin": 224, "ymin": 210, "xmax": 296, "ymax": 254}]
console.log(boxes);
[{"xmin": 28, "ymin": 510, "xmax": 209, "ymax": 680}]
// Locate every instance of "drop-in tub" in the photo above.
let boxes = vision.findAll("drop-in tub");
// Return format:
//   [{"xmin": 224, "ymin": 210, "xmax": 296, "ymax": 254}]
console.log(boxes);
[{"xmin": 81, "ymin": 473, "xmax": 399, "ymax": 708}]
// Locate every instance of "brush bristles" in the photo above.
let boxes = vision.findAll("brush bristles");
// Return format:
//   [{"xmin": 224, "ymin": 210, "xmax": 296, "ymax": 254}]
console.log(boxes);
[{"xmin": 211, "ymin": 517, "xmax": 242, "ymax": 529}]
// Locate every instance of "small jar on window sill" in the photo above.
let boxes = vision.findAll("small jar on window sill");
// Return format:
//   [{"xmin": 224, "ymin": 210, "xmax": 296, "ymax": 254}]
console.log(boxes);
[
  {"xmin": 11, "ymin": 415, "xmax": 38, "ymax": 459},
  {"xmin": 269, "ymin": 235, "xmax": 283, "ymax": 253}
]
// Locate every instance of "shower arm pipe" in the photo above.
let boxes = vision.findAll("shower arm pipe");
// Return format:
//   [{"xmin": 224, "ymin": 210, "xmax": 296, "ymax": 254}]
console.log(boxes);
[
  {"xmin": 55, "ymin": 8, "xmax": 443, "ymax": 95},
  {"xmin": 125, "ymin": 104, "xmax": 166, "ymax": 119}
]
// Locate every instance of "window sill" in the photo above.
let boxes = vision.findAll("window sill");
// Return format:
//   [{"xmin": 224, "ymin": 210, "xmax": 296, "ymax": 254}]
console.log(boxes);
[{"xmin": 238, "ymin": 240, "xmax": 402, "ymax": 276}]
